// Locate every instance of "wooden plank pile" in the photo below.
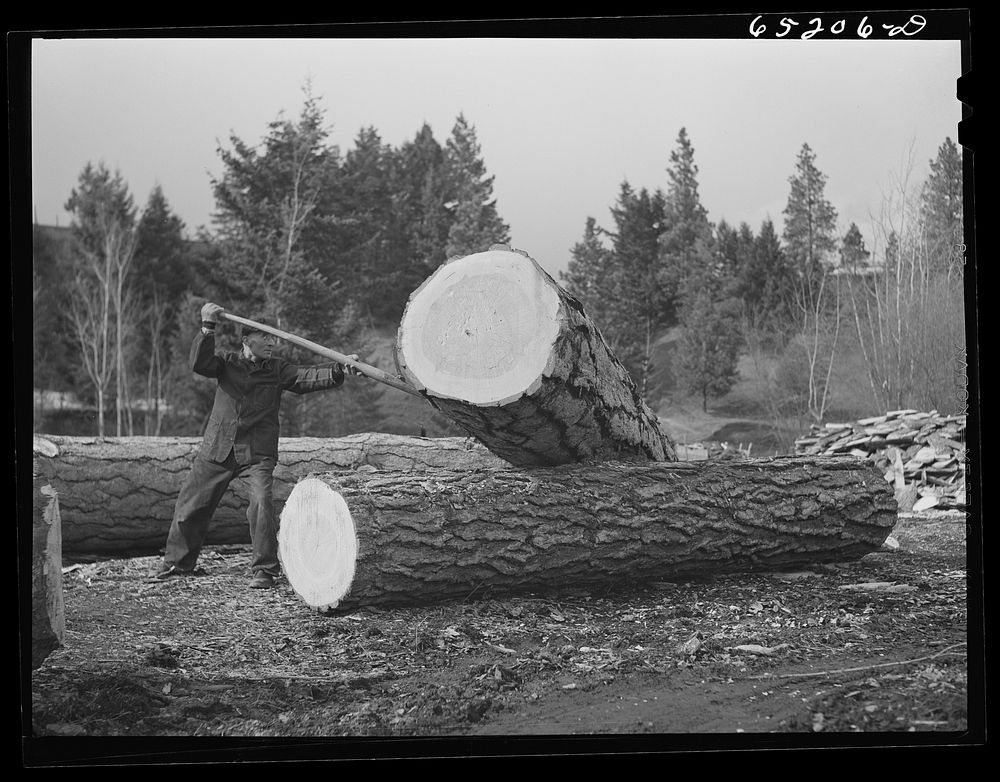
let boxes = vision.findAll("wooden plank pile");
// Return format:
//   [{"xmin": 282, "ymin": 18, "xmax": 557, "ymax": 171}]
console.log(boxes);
[{"xmin": 794, "ymin": 410, "xmax": 967, "ymax": 511}]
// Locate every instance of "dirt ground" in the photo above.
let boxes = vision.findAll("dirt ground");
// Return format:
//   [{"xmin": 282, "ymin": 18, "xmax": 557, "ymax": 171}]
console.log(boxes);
[{"xmin": 25, "ymin": 509, "xmax": 982, "ymax": 764}]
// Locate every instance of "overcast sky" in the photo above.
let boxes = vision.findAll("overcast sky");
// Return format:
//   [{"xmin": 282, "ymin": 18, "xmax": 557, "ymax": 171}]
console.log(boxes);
[{"xmin": 29, "ymin": 32, "xmax": 964, "ymax": 279}]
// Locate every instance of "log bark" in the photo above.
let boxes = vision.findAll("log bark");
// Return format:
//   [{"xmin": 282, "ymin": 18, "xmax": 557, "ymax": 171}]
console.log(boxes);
[
  {"xmin": 32, "ymin": 434, "xmax": 510, "ymax": 557},
  {"xmin": 277, "ymin": 456, "xmax": 897, "ymax": 611},
  {"xmin": 32, "ymin": 463, "xmax": 65, "ymax": 668},
  {"xmin": 394, "ymin": 245, "xmax": 676, "ymax": 466}
]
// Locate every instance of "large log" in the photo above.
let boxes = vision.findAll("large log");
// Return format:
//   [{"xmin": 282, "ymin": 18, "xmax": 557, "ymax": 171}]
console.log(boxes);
[
  {"xmin": 277, "ymin": 456, "xmax": 897, "ymax": 611},
  {"xmin": 394, "ymin": 245, "xmax": 676, "ymax": 466},
  {"xmin": 32, "ymin": 434, "xmax": 510, "ymax": 557},
  {"xmin": 31, "ymin": 462, "xmax": 65, "ymax": 668}
]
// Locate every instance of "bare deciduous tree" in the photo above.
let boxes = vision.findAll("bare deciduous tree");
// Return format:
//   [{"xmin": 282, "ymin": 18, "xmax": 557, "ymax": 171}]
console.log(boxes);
[
  {"xmin": 792, "ymin": 265, "xmax": 843, "ymax": 424},
  {"xmin": 144, "ymin": 290, "xmax": 170, "ymax": 435},
  {"xmin": 67, "ymin": 244, "xmax": 114, "ymax": 436},
  {"xmin": 844, "ymin": 143, "xmax": 965, "ymax": 414}
]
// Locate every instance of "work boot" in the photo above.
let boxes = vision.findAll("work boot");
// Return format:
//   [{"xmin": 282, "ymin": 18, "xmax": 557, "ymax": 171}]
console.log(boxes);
[
  {"xmin": 250, "ymin": 572, "xmax": 274, "ymax": 589},
  {"xmin": 148, "ymin": 563, "xmax": 187, "ymax": 581}
]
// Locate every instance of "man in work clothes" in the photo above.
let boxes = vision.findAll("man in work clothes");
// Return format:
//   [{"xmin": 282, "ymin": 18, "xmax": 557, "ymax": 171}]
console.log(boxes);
[{"xmin": 150, "ymin": 302, "xmax": 361, "ymax": 589}]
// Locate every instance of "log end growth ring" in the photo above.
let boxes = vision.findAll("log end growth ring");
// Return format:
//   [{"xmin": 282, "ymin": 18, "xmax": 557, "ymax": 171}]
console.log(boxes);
[
  {"xmin": 397, "ymin": 248, "xmax": 563, "ymax": 405},
  {"xmin": 278, "ymin": 477, "xmax": 357, "ymax": 611}
]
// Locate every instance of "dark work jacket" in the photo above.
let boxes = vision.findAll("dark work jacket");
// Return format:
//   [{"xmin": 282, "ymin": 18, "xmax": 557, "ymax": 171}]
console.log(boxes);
[{"xmin": 191, "ymin": 331, "xmax": 344, "ymax": 464}]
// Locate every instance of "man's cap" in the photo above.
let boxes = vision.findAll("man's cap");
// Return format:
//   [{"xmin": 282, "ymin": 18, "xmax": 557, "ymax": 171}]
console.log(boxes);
[{"xmin": 240, "ymin": 319, "xmax": 275, "ymax": 339}]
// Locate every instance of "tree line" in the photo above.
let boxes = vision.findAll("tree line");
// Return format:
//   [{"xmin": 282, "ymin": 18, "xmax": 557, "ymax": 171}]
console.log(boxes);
[
  {"xmin": 33, "ymin": 87, "xmax": 509, "ymax": 439},
  {"xmin": 562, "ymin": 130, "xmax": 965, "ymax": 435},
  {"xmin": 32, "ymin": 84, "xmax": 965, "ymax": 444}
]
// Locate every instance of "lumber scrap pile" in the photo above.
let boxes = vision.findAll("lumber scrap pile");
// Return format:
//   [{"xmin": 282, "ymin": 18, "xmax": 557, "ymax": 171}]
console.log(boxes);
[{"xmin": 794, "ymin": 410, "xmax": 966, "ymax": 511}]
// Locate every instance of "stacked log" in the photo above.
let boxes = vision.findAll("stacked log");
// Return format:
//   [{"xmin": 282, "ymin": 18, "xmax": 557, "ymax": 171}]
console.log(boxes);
[
  {"xmin": 394, "ymin": 245, "xmax": 675, "ymax": 466},
  {"xmin": 32, "ymin": 461, "xmax": 65, "ymax": 668},
  {"xmin": 32, "ymin": 433, "xmax": 510, "ymax": 557},
  {"xmin": 794, "ymin": 410, "xmax": 966, "ymax": 511},
  {"xmin": 277, "ymin": 456, "xmax": 897, "ymax": 611}
]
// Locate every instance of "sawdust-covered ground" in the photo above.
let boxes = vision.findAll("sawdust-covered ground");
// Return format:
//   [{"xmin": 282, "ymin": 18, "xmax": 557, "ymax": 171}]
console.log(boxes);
[{"xmin": 25, "ymin": 510, "xmax": 983, "ymax": 764}]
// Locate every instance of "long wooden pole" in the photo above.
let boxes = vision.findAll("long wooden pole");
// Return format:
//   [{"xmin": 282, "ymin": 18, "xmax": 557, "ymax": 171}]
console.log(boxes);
[{"xmin": 219, "ymin": 312, "xmax": 423, "ymax": 398}]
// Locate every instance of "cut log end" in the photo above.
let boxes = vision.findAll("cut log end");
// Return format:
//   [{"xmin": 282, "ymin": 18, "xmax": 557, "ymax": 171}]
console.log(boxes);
[
  {"xmin": 397, "ymin": 248, "xmax": 563, "ymax": 405},
  {"xmin": 278, "ymin": 477, "xmax": 358, "ymax": 611}
]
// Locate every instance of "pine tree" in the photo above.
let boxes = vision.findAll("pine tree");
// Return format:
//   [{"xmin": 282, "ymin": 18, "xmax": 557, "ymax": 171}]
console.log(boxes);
[
  {"xmin": 659, "ymin": 127, "xmax": 715, "ymax": 311},
  {"xmin": 392, "ymin": 123, "xmax": 451, "ymax": 281},
  {"xmin": 135, "ymin": 185, "xmax": 189, "ymax": 296},
  {"xmin": 782, "ymin": 143, "xmax": 838, "ymax": 283},
  {"xmin": 33, "ymin": 225, "xmax": 78, "ymax": 405},
  {"xmin": 209, "ymin": 86, "xmax": 344, "ymax": 339},
  {"xmin": 746, "ymin": 218, "xmax": 798, "ymax": 340},
  {"xmin": 716, "ymin": 219, "xmax": 755, "ymax": 283},
  {"xmin": 64, "ymin": 162, "xmax": 136, "ymax": 257},
  {"xmin": 839, "ymin": 222, "xmax": 870, "ymax": 271},
  {"xmin": 676, "ymin": 266, "xmax": 743, "ymax": 412},
  {"xmin": 443, "ymin": 114, "xmax": 510, "ymax": 258},
  {"xmin": 606, "ymin": 182, "xmax": 670, "ymax": 392},
  {"xmin": 133, "ymin": 186, "xmax": 192, "ymax": 434},
  {"xmin": 920, "ymin": 136, "xmax": 963, "ymax": 273},
  {"xmin": 562, "ymin": 216, "xmax": 607, "ymax": 294},
  {"xmin": 339, "ymin": 126, "xmax": 401, "ymax": 323},
  {"xmin": 561, "ymin": 216, "xmax": 616, "ymax": 331}
]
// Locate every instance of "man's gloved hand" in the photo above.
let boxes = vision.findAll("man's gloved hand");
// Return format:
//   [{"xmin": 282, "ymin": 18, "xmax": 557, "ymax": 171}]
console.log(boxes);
[
  {"xmin": 201, "ymin": 302, "xmax": 226, "ymax": 323},
  {"xmin": 342, "ymin": 354, "xmax": 363, "ymax": 376}
]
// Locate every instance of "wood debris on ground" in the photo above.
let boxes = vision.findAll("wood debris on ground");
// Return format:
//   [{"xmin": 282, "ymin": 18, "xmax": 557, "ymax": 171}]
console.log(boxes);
[{"xmin": 794, "ymin": 410, "xmax": 966, "ymax": 511}]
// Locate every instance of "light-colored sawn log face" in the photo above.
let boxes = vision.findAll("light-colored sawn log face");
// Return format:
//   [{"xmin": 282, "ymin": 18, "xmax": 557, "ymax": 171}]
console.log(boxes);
[
  {"xmin": 395, "ymin": 246, "xmax": 675, "ymax": 467},
  {"xmin": 31, "ymin": 434, "xmax": 510, "ymax": 556},
  {"xmin": 32, "ymin": 464, "xmax": 65, "ymax": 668},
  {"xmin": 278, "ymin": 456, "xmax": 897, "ymax": 611}
]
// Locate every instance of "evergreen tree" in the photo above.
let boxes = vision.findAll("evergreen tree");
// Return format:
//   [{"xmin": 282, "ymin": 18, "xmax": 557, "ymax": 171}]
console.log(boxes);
[
  {"xmin": 606, "ymin": 182, "xmax": 670, "ymax": 392},
  {"xmin": 839, "ymin": 222, "xmax": 870, "ymax": 271},
  {"xmin": 135, "ymin": 185, "xmax": 190, "ymax": 296},
  {"xmin": 209, "ymin": 87, "xmax": 344, "ymax": 340},
  {"xmin": 676, "ymin": 266, "xmax": 743, "ymax": 412},
  {"xmin": 782, "ymin": 143, "xmax": 838, "ymax": 282},
  {"xmin": 715, "ymin": 219, "xmax": 756, "ymax": 282},
  {"xmin": 391, "ymin": 123, "xmax": 452, "ymax": 290},
  {"xmin": 659, "ymin": 127, "xmax": 715, "ymax": 313},
  {"xmin": 443, "ymin": 114, "xmax": 510, "ymax": 258},
  {"xmin": 920, "ymin": 136, "xmax": 963, "ymax": 272},
  {"xmin": 561, "ymin": 216, "xmax": 616, "ymax": 333},
  {"xmin": 133, "ymin": 185, "xmax": 192, "ymax": 433},
  {"xmin": 32, "ymin": 225, "xmax": 77, "ymax": 401},
  {"xmin": 745, "ymin": 217, "xmax": 798, "ymax": 339},
  {"xmin": 64, "ymin": 162, "xmax": 136, "ymax": 257},
  {"xmin": 339, "ymin": 126, "xmax": 402, "ymax": 323}
]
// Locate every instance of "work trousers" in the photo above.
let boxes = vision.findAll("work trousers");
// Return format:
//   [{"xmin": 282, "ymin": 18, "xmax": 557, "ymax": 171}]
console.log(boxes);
[{"xmin": 163, "ymin": 450, "xmax": 279, "ymax": 577}]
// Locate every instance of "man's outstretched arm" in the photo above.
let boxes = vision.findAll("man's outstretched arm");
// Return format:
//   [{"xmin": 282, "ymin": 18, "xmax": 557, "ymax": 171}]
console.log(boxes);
[{"xmin": 282, "ymin": 361, "xmax": 347, "ymax": 394}]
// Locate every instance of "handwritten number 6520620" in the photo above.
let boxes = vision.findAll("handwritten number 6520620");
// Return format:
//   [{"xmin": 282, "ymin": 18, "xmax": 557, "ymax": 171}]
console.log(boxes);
[{"xmin": 750, "ymin": 15, "xmax": 927, "ymax": 39}]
